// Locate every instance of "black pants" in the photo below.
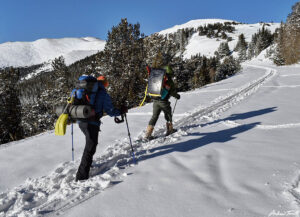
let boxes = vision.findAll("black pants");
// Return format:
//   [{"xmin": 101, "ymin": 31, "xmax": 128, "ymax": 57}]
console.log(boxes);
[
  {"xmin": 76, "ymin": 122, "xmax": 100, "ymax": 180},
  {"xmin": 149, "ymin": 100, "xmax": 172, "ymax": 126}
]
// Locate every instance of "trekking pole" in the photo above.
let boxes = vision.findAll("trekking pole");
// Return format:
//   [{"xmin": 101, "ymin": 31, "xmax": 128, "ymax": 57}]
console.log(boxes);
[
  {"xmin": 124, "ymin": 114, "xmax": 137, "ymax": 164},
  {"xmin": 71, "ymin": 122, "xmax": 74, "ymax": 161},
  {"xmin": 172, "ymin": 99, "xmax": 178, "ymax": 117}
]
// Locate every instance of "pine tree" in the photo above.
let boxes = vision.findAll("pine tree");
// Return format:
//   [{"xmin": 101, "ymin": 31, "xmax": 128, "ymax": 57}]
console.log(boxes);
[
  {"xmin": 52, "ymin": 56, "xmax": 72, "ymax": 91},
  {"xmin": 283, "ymin": 2, "xmax": 300, "ymax": 64},
  {"xmin": 234, "ymin": 34, "xmax": 248, "ymax": 62},
  {"xmin": 238, "ymin": 48, "xmax": 247, "ymax": 62},
  {"xmin": 247, "ymin": 26, "xmax": 274, "ymax": 59},
  {"xmin": 0, "ymin": 68, "xmax": 23, "ymax": 144},
  {"xmin": 287, "ymin": 2, "xmax": 300, "ymax": 28},
  {"xmin": 234, "ymin": 33, "xmax": 248, "ymax": 52},
  {"xmin": 215, "ymin": 56, "xmax": 241, "ymax": 81},
  {"xmin": 217, "ymin": 42, "xmax": 231, "ymax": 58},
  {"xmin": 100, "ymin": 18, "xmax": 146, "ymax": 107},
  {"xmin": 272, "ymin": 23, "xmax": 286, "ymax": 65},
  {"xmin": 254, "ymin": 26, "xmax": 274, "ymax": 56},
  {"xmin": 144, "ymin": 33, "xmax": 178, "ymax": 66},
  {"xmin": 192, "ymin": 56, "xmax": 210, "ymax": 88}
]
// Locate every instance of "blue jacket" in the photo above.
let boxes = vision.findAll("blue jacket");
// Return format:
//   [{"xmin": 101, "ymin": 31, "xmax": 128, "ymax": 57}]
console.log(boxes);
[{"xmin": 74, "ymin": 82, "xmax": 120, "ymax": 126}]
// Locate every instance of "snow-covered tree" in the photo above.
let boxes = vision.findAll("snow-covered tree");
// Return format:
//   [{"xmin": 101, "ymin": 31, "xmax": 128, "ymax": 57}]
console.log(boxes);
[
  {"xmin": 215, "ymin": 56, "xmax": 241, "ymax": 81},
  {"xmin": 271, "ymin": 24, "xmax": 286, "ymax": 66},
  {"xmin": 234, "ymin": 34, "xmax": 248, "ymax": 62},
  {"xmin": 216, "ymin": 42, "xmax": 231, "ymax": 58},
  {"xmin": 238, "ymin": 48, "xmax": 247, "ymax": 62},
  {"xmin": 52, "ymin": 56, "xmax": 72, "ymax": 91},
  {"xmin": 144, "ymin": 33, "xmax": 178, "ymax": 66},
  {"xmin": 247, "ymin": 25, "xmax": 274, "ymax": 59},
  {"xmin": 234, "ymin": 34, "xmax": 248, "ymax": 52},
  {"xmin": 100, "ymin": 18, "xmax": 146, "ymax": 107}
]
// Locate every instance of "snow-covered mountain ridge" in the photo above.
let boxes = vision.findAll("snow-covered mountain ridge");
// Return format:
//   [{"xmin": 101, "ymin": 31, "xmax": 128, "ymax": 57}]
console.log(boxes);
[
  {"xmin": 159, "ymin": 18, "xmax": 280, "ymax": 58},
  {"xmin": 158, "ymin": 18, "xmax": 237, "ymax": 34},
  {"xmin": 0, "ymin": 19, "xmax": 280, "ymax": 69},
  {"xmin": 0, "ymin": 37, "xmax": 105, "ymax": 68}
]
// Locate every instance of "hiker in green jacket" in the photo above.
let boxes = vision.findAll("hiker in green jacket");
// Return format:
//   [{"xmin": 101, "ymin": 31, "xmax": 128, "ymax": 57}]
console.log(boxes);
[{"xmin": 145, "ymin": 55, "xmax": 180, "ymax": 140}]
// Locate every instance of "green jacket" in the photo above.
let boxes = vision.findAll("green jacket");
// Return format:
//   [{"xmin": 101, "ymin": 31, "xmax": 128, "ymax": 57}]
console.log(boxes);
[{"xmin": 160, "ymin": 73, "xmax": 179, "ymax": 101}]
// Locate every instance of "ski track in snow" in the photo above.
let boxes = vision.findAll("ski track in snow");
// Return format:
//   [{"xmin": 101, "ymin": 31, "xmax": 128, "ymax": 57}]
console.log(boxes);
[
  {"xmin": 262, "ymin": 85, "xmax": 300, "ymax": 88},
  {"xmin": 222, "ymin": 120, "xmax": 300, "ymax": 130},
  {"xmin": 0, "ymin": 65, "xmax": 277, "ymax": 217},
  {"xmin": 280, "ymin": 74, "xmax": 300, "ymax": 77}
]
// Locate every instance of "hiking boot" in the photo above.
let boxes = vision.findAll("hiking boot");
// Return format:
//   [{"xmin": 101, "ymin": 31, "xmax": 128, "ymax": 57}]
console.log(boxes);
[
  {"xmin": 166, "ymin": 122, "xmax": 177, "ymax": 136},
  {"xmin": 145, "ymin": 125, "xmax": 154, "ymax": 140}
]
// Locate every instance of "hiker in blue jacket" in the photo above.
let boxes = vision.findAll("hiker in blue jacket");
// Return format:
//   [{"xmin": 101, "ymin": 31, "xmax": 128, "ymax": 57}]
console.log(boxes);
[{"xmin": 75, "ymin": 75, "xmax": 127, "ymax": 181}]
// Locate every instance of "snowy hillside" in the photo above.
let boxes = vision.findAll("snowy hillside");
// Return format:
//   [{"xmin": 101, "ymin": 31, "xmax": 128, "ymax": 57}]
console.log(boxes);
[
  {"xmin": 159, "ymin": 18, "xmax": 236, "ymax": 34},
  {"xmin": 0, "ymin": 37, "xmax": 105, "ymax": 68},
  {"xmin": 0, "ymin": 19, "xmax": 279, "ymax": 73},
  {"xmin": 1, "ymin": 61, "xmax": 300, "ymax": 217},
  {"xmin": 159, "ymin": 19, "xmax": 280, "ymax": 58}
]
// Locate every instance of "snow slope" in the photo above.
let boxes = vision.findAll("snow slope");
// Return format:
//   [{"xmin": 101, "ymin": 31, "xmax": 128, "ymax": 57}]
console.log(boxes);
[
  {"xmin": 159, "ymin": 19, "xmax": 236, "ymax": 34},
  {"xmin": 0, "ymin": 37, "xmax": 105, "ymax": 68},
  {"xmin": 0, "ymin": 19, "xmax": 279, "ymax": 69},
  {"xmin": 1, "ymin": 62, "xmax": 300, "ymax": 217},
  {"xmin": 159, "ymin": 19, "xmax": 280, "ymax": 59}
]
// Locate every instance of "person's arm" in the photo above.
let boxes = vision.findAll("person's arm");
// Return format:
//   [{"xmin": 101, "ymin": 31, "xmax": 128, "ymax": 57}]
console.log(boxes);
[
  {"xmin": 168, "ymin": 79, "xmax": 180, "ymax": 99},
  {"xmin": 103, "ymin": 91, "xmax": 121, "ymax": 117}
]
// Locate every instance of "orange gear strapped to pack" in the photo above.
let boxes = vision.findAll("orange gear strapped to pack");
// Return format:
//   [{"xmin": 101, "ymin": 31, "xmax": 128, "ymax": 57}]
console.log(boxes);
[
  {"xmin": 86, "ymin": 94, "xmax": 90, "ymax": 102},
  {"xmin": 146, "ymin": 65, "xmax": 151, "ymax": 75},
  {"xmin": 97, "ymin": 75, "xmax": 109, "ymax": 88}
]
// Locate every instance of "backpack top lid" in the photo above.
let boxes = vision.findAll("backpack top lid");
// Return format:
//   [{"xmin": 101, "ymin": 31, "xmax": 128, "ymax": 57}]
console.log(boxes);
[
  {"xmin": 71, "ymin": 75, "xmax": 98, "ymax": 106},
  {"xmin": 77, "ymin": 75, "xmax": 98, "ymax": 92}
]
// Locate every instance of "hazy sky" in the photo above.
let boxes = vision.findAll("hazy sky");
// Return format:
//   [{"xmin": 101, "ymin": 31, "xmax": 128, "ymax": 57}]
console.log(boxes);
[{"xmin": 0, "ymin": 0, "xmax": 298, "ymax": 43}]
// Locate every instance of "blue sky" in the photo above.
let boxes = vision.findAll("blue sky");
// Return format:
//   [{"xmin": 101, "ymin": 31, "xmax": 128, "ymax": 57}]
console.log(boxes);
[{"xmin": 0, "ymin": 0, "xmax": 298, "ymax": 43}]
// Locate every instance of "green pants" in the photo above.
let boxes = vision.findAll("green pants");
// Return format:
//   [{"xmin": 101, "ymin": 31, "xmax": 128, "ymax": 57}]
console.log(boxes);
[{"xmin": 149, "ymin": 100, "xmax": 172, "ymax": 126}]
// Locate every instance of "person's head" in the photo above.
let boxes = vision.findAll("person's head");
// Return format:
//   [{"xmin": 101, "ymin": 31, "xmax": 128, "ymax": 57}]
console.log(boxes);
[
  {"xmin": 163, "ymin": 65, "xmax": 173, "ymax": 74},
  {"xmin": 97, "ymin": 75, "xmax": 109, "ymax": 88}
]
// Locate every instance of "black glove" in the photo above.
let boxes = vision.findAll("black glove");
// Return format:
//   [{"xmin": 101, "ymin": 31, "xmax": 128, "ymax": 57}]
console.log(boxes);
[
  {"xmin": 114, "ymin": 116, "xmax": 124, "ymax": 124},
  {"xmin": 175, "ymin": 93, "xmax": 181, "ymax": 100},
  {"xmin": 120, "ymin": 105, "xmax": 128, "ymax": 114}
]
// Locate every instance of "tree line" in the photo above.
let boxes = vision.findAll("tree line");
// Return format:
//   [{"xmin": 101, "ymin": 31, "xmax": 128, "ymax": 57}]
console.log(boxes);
[{"xmin": 271, "ymin": 1, "xmax": 300, "ymax": 65}]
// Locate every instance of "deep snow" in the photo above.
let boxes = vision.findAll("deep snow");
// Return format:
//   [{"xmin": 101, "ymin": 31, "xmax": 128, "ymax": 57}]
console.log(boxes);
[
  {"xmin": 0, "ymin": 18, "xmax": 299, "ymax": 217},
  {"xmin": 0, "ymin": 62, "xmax": 300, "ymax": 217}
]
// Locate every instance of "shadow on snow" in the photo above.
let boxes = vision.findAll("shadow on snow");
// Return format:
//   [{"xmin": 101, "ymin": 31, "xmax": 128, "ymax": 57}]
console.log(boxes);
[
  {"xmin": 139, "ymin": 107, "xmax": 277, "ymax": 161},
  {"xmin": 92, "ymin": 107, "xmax": 277, "ymax": 175}
]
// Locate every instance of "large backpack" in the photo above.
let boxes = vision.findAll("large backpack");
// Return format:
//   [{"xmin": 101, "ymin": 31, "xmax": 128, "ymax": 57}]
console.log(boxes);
[
  {"xmin": 147, "ymin": 67, "xmax": 172, "ymax": 100},
  {"xmin": 69, "ymin": 75, "xmax": 100, "ymax": 120},
  {"xmin": 71, "ymin": 75, "xmax": 98, "ymax": 106},
  {"xmin": 147, "ymin": 68, "xmax": 166, "ymax": 97}
]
